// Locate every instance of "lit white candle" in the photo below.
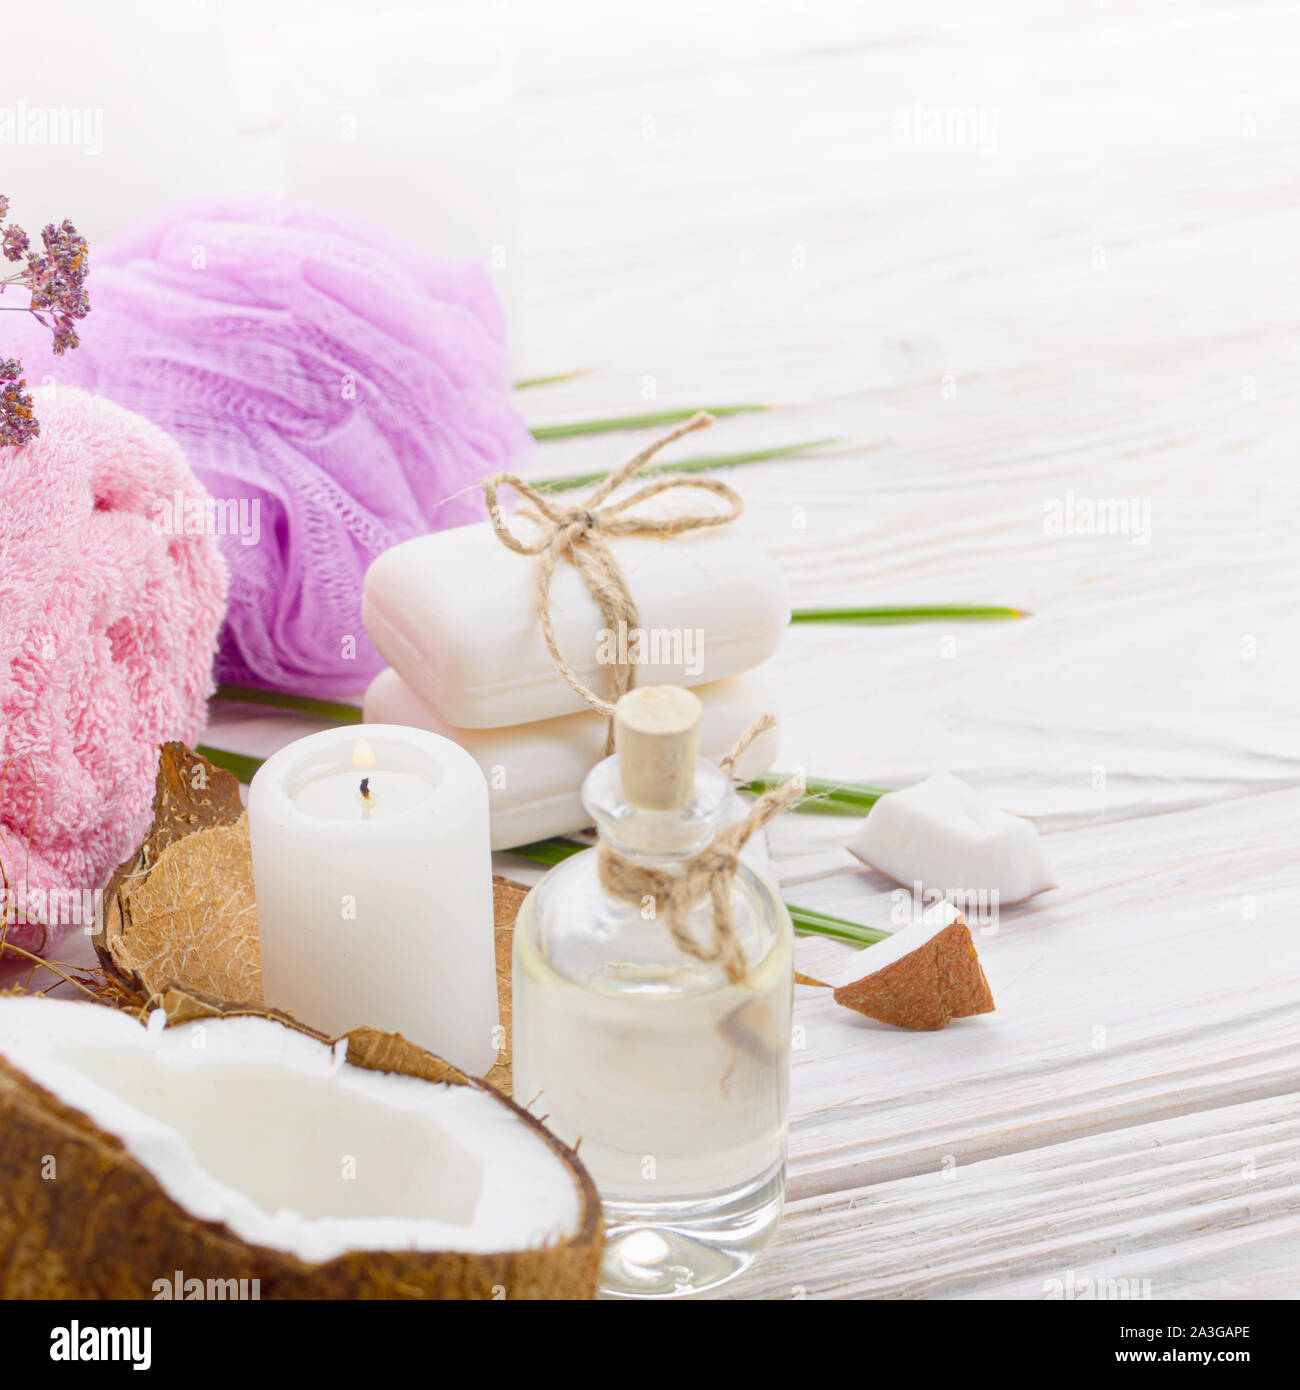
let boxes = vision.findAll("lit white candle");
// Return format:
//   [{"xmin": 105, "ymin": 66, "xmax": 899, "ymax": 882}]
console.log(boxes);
[{"xmin": 248, "ymin": 724, "xmax": 498, "ymax": 1076}]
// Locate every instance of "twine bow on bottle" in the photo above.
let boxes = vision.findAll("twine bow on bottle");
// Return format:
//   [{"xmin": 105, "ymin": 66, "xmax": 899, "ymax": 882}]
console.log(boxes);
[
  {"xmin": 480, "ymin": 412, "xmax": 741, "ymax": 751},
  {"xmin": 597, "ymin": 715, "xmax": 802, "ymax": 985}
]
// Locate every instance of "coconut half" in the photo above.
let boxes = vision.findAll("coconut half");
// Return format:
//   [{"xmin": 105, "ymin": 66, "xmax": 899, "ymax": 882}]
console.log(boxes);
[{"xmin": 0, "ymin": 997, "xmax": 602, "ymax": 1298}]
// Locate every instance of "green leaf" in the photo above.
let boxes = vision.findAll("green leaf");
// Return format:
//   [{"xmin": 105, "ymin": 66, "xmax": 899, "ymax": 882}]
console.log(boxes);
[
  {"xmin": 741, "ymin": 775, "xmax": 889, "ymax": 817},
  {"xmin": 785, "ymin": 902, "xmax": 891, "ymax": 947},
  {"xmin": 212, "ymin": 684, "xmax": 365, "ymax": 724},
  {"xmin": 514, "ymin": 368, "xmax": 592, "ymax": 390},
  {"xmin": 531, "ymin": 438, "xmax": 840, "ymax": 493},
  {"xmin": 531, "ymin": 404, "xmax": 769, "ymax": 441},
  {"xmin": 792, "ymin": 605, "xmax": 1028, "ymax": 625},
  {"xmin": 196, "ymin": 745, "xmax": 264, "ymax": 784},
  {"xmin": 506, "ymin": 837, "xmax": 590, "ymax": 867}
]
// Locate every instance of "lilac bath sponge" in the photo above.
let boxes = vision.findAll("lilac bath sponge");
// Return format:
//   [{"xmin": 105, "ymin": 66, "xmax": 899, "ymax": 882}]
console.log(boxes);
[
  {"xmin": 9, "ymin": 198, "xmax": 531, "ymax": 696},
  {"xmin": 0, "ymin": 389, "xmax": 228, "ymax": 954}
]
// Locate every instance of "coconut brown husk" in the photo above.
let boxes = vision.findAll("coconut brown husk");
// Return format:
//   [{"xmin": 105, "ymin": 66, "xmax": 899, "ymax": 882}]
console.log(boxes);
[
  {"xmin": 95, "ymin": 742, "xmax": 249, "ymax": 1002},
  {"xmin": 100, "ymin": 815, "xmax": 262, "ymax": 1007},
  {"xmin": 103, "ymin": 742, "xmax": 245, "ymax": 899},
  {"xmin": 830, "ymin": 915, "xmax": 995, "ymax": 1030},
  {"xmin": 486, "ymin": 878, "xmax": 527, "ymax": 1092},
  {"xmin": 0, "ymin": 995, "xmax": 603, "ymax": 1299}
]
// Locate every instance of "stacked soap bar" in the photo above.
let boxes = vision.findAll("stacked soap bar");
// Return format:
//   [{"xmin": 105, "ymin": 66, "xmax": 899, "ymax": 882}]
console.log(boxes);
[
  {"xmin": 362, "ymin": 514, "xmax": 790, "ymax": 847},
  {"xmin": 364, "ymin": 669, "xmax": 782, "ymax": 850}
]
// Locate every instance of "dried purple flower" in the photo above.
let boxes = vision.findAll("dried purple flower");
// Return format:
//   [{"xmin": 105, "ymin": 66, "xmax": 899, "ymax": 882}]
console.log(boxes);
[
  {"xmin": 2, "ymin": 225, "xmax": 28, "ymax": 262},
  {"xmin": 0, "ymin": 357, "xmax": 38, "ymax": 447},
  {"xmin": 1, "ymin": 195, "xmax": 88, "ymax": 444},
  {"xmin": 50, "ymin": 320, "xmax": 80, "ymax": 356}
]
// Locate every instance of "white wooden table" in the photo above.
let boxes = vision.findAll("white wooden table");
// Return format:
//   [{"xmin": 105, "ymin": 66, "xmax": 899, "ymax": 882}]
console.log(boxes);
[
  {"xmin": 21, "ymin": 0, "xmax": 1300, "ymax": 1298},
  {"xmin": 506, "ymin": 0, "xmax": 1300, "ymax": 1298}
]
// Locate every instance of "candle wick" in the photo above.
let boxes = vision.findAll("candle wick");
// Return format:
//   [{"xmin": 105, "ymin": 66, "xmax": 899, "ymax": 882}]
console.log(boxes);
[
  {"xmin": 359, "ymin": 776, "xmax": 373, "ymax": 820},
  {"xmin": 360, "ymin": 777, "xmax": 371, "ymax": 799}
]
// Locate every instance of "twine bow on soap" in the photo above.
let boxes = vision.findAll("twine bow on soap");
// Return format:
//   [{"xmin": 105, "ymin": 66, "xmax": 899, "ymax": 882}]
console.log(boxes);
[
  {"xmin": 481, "ymin": 412, "xmax": 742, "ymax": 752},
  {"xmin": 483, "ymin": 415, "xmax": 798, "ymax": 984},
  {"xmin": 598, "ymin": 714, "xmax": 801, "ymax": 985}
]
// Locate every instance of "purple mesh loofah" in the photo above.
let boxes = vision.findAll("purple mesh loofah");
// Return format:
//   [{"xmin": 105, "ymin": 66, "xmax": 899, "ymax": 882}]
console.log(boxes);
[{"xmin": 7, "ymin": 199, "xmax": 531, "ymax": 696}]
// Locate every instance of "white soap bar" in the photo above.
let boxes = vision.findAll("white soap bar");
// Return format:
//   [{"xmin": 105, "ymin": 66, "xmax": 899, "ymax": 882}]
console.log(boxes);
[
  {"xmin": 846, "ymin": 771, "xmax": 1058, "ymax": 906},
  {"xmin": 364, "ymin": 666, "xmax": 782, "ymax": 850},
  {"xmin": 363, "ymin": 513, "xmax": 790, "ymax": 728}
]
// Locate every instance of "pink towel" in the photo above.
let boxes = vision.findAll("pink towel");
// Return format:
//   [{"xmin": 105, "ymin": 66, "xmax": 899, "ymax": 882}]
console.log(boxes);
[{"xmin": 0, "ymin": 388, "xmax": 228, "ymax": 955}]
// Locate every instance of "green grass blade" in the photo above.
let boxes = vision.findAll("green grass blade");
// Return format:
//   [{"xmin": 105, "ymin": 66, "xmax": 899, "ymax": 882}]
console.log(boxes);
[
  {"xmin": 531, "ymin": 438, "xmax": 840, "ymax": 493},
  {"xmin": 786, "ymin": 902, "xmax": 891, "ymax": 947},
  {"xmin": 196, "ymin": 745, "xmax": 264, "ymax": 784},
  {"xmin": 212, "ymin": 684, "xmax": 364, "ymax": 724},
  {"xmin": 792, "ymin": 605, "xmax": 1028, "ymax": 625},
  {"xmin": 741, "ymin": 775, "xmax": 889, "ymax": 816},
  {"xmin": 531, "ymin": 404, "xmax": 769, "ymax": 441},
  {"xmin": 514, "ymin": 368, "xmax": 592, "ymax": 390},
  {"xmin": 506, "ymin": 837, "xmax": 589, "ymax": 867}
]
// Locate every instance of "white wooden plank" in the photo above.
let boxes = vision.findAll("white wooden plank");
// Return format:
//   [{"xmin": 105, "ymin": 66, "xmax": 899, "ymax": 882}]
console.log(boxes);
[{"xmin": 711, "ymin": 1094, "xmax": 1300, "ymax": 1298}]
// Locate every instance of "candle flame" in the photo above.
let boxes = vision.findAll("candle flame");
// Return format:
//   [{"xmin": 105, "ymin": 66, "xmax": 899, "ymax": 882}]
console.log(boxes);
[{"xmin": 352, "ymin": 739, "xmax": 376, "ymax": 772}]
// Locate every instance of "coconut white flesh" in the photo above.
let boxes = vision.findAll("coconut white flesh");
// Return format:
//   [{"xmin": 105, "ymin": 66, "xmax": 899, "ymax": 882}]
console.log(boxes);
[
  {"xmin": 0, "ymin": 998, "xmax": 580, "ymax": 1263},
  {"xmin": 821, "ymin": 900, "xmax": 963, "ymax": 990},
  {"xmin": 847, "ymin": 770, "xmax": 1057, "ymax": 905}
]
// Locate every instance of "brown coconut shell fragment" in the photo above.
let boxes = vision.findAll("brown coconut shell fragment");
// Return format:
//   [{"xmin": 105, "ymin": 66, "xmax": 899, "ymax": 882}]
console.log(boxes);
[
  {"xmin": 484, "ymin": 876, "xmax": 528, "ymax": 1093},
  {"xmin": 101, "ymin": 815, "xmax": 263, "ymax": 1007},
  {"xmin": 831, "ymin": 913, "xmax": 995, "ymax": 1031},
  {"xmin": 95, "ymin": 742, "xmax": 247, "ymax": 999}
]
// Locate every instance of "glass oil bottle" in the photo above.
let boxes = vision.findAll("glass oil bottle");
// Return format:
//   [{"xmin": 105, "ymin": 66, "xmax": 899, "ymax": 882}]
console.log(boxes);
[{"xmin": 512, "ymin": 685, "xmax": 793, "ymax": 1297}]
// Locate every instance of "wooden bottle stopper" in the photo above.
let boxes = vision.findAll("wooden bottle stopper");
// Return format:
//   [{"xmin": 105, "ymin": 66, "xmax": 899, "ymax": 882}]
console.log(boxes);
[{"xmin": 614, "ymin": 685, "xmax": 702, "ymax": 810}]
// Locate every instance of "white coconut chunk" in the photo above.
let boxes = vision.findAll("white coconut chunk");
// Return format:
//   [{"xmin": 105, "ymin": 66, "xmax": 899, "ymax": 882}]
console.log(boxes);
[
  {"xmin": 847, "ymin": 771, "xmax": 1057, "ymax": 905},
  {"xmin": 820, "ymin": 900, "xmax": 964, "ymax": 991},
  {"xmin": 0, "ymin": 998, "xmax": 580, "ymax": 1263}
]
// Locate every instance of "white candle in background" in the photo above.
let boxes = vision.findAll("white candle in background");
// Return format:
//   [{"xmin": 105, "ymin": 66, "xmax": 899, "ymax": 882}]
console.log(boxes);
[{"xmin": 248, "ymin": 724, "xmax": 498, "ymax": 1076}]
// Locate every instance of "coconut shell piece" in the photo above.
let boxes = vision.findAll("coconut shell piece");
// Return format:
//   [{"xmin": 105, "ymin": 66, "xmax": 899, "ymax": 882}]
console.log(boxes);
[
  {"xmin": 106, "ymin": 741, "xmax": 244, "ymax": 888},
  {"xmin": 829, "ymin": 909, "xmax": 995, "ymax": 1031},
  {"xmin": 102, "ymin": 815, "xmax": 263, "ymax": 1007},
  {"xmin": 95, "ymin": 742, "xmax": 245, "ymax": 997},
  {"xmin": 484, "ymin": 876, "xmax": 528, "ymax": 1093},
  {"xmin": 0, "ymin": 999, "xmax": 603, "ymax": 1299}
]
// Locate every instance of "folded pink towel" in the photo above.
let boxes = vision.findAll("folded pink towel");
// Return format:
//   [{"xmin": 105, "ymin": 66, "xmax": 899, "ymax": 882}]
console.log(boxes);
[{"xmin": 0, "ymin": 389, "xmax": 228, "ymax": 955}]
